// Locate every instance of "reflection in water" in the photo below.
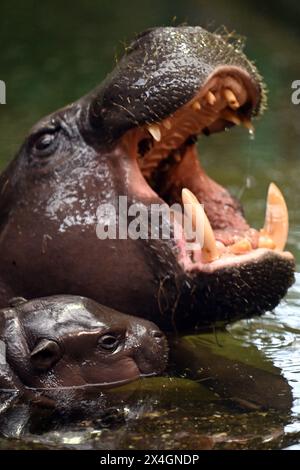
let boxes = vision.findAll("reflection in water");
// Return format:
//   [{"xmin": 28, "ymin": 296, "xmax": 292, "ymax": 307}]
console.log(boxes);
[
  {"xmin": 229, "ymin": 272, "xmax": 300, "ymax": 437},
  {"xmin": 0, "ymin": 377, "xmax": 294, "ymax": 450}
]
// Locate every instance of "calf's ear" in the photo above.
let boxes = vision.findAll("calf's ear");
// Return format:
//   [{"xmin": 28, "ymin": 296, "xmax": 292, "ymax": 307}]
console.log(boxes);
[
  {"xmin": 8, "ymin": 297, "xmax": 27, "ymax": 307},
  {"xmin": 30, "ymin": 339, "xmax": 62, "ymax": 371}
]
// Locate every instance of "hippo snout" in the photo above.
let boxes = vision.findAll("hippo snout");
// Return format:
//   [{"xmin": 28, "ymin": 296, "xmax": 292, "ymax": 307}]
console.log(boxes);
[{"xmin": 132, "ymin": 324, "xmax": 169, "ymax": 377}]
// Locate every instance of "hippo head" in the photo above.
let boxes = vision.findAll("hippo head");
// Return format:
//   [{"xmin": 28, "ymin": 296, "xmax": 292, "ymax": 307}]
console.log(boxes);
[
  {"xmin": 0, "ymin": 296, "xmax": 168, "ymax": 390},
  {"xmin": 0, "ymin": 26, "xmax": 295, "ymax": 330}
]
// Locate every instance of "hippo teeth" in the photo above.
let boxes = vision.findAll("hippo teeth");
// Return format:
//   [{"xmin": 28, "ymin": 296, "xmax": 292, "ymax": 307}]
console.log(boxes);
[
  {"xmin": 147, "ymin": 124, "xmax": 161, "ymax": 142},
  {"xmin": 223, "ymin": 88, "xmax": 240, "ymax": 110},
  {"xmin": 259, "ymin": 182, "xmax": 289, "ymax": 251},
  {"xmin": 191, "ymin": 100, "xmax": 202, "ymax": 111},
  {"xmin": 181, "ymin": 183, "xmax": 289, "ymax": 263},
  {"xmin": 221, "ymin": 110, "xmax": 242, "ymax": 126},
  {"xmin": 206, "ymin": 90, "xmax": 217, "ymax": 106},
  {"xmin": 182, "ymin": 188, "xmax": 219, "ymax": 263}
]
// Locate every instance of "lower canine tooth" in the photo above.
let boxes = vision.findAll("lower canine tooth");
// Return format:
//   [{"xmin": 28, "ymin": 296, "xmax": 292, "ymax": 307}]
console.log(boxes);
[
  {"xmin": 206, "ymin": 91, "xmax": 217, "ymax": 106},
  {"xmin": 182, "ymin": 188, "xmax": 219, "ymax": 263},
  {"xmin": 224, "ymin": 88, "xmax": 240, "ymax": 109},
  {"xmin": 262, "ymin": 182, "xmax": 289, "ymax": 251},
  {"xmin": 148, "ymin": 124, "xmax": 161, "ymax": 142}
]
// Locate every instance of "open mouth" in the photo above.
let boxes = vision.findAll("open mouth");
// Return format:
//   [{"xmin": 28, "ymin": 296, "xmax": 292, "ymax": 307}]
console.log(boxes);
[{"xmin": 120, "ymin": 67, "xmax": 292, "ymax": 272}]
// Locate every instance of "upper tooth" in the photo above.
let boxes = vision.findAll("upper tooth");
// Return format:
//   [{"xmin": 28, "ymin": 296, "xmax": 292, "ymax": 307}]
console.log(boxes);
[
  {"xmin": 182, "ymin": 188, "xmax": 219, "ymax": 263},
  {"xmin": 224, "ymin": 88, "xmax": 240, "ymax": 109},
  {"xmin": 262, "ymin": 182, "xmax": 289, "ymax": 251},
  {"xmin": 163, "ymin": 119, "xmax": 172, "ymax": 130},
  {"xmin": 192, "ymin": 101, "xmax": 202, "ymax": 111},
  {"xmin": 206, "ymin": 91, "xmax": 217, "ymax": 106},
  {"xmin": 148, "ymin": 124, "xmax": 161, "ymax": 142},
  {"xmin": 222, "ymin": 110, "xmax": 241, "ymax": 126}
]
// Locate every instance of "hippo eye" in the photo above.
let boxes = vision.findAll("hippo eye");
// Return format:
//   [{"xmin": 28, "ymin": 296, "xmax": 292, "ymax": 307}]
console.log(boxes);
[
  {"xmin": 98, "ymin": 334, "xmax": 120, "ymax": 352},
  {"xmin": 31, "ymin": 129, "xmax": 59, "ymax": 157}
]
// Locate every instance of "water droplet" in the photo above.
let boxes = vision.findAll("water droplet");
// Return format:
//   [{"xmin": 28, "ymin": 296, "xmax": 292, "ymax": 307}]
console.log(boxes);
[
  {"xmin": 248, "ymin": 128, "xmax": 255, "ymax": 140},
  {"xmin": 246, "ymin": 176, "xmax": 252, "ymax": 189}
]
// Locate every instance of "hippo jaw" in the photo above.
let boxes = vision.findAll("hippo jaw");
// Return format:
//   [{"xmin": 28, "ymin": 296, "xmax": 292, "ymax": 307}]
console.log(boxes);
[
  {"xmin": 86, "ymin": 27, "xmax": 295, "ymax": 327},
  {"xmin": 116, "ymin": 66, "xmax": 292, "ymax": 263}
]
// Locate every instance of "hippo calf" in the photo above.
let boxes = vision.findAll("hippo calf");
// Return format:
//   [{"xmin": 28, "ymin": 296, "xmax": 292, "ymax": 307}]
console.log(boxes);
[
  {"xmin": 0, "ymin": 295, "xmax": 168, "ymax": 393},
  {"xmin": 0, "ymin": 26, "xmax": 295, "ymax": 330}
]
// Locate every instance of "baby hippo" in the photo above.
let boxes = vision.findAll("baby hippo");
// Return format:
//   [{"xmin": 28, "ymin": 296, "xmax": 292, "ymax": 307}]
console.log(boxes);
[{"xmin": 0, "ymin": 295, "xmax": 168, "ymax": 393}]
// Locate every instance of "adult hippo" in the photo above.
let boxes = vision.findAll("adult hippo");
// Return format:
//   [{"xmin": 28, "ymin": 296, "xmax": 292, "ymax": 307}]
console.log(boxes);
[
  {"xmin": 0, "ymin": 26, "xmax": 295, "ymax": 330},
  {"xmin": 0, "ymin": 295, "xmax": 167, "ymax": 393}
]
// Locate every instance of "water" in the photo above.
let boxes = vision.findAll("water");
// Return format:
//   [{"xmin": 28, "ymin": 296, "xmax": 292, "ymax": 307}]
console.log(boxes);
[
  {"xmin": 1, "ymin": 0, "xmax": 300, "ymax": 450},
  {"xmin": 229, "ymin": 276, "xmax": 300, "ymax": 447}
]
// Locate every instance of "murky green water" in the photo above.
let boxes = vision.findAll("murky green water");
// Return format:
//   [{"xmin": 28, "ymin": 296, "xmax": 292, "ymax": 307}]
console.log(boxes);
[{"xmin": 1, "ymin": 0, "xmax": 300, "ymax": 450}]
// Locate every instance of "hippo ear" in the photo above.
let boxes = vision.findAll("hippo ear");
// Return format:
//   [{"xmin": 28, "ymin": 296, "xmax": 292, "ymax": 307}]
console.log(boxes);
[
  {"xmin": 9, "ymin": 297, "xmax": 27, "ymax": 307},
  {"xmin": 30, "ymin": 339, "xmax": 61, "ymax": 371}
]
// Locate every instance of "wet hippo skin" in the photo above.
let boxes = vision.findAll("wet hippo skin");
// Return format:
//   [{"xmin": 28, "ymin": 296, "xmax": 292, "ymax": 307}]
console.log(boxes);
[
  {"xmin": 0, "ymin": 26, "xmax": 295, "ymax": 330},
  {"xmin": 0, "ymin": 295, "xmax": 168, "ymax": 393}
]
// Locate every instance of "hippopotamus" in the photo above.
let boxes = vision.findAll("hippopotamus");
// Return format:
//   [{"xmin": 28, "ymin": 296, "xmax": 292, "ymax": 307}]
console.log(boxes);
[
  {"xmin": 0, "ymin": 295, "xmax": 168, "ymax": 394},
  {"xmin": 0, "ymin": 26, "xmax": 295, "ymax": 330}
]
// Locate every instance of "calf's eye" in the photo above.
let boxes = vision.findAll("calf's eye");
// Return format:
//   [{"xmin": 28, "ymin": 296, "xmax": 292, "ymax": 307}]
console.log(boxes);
[{"xmin": 98, "ymin": 334, "xmax": 120, "ymax": 352}]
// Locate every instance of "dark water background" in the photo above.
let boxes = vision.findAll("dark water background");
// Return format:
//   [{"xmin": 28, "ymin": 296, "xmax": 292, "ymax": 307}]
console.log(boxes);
[{"xmin": 1, "ymin": 0, "xmax": 300, "ymax": 450}]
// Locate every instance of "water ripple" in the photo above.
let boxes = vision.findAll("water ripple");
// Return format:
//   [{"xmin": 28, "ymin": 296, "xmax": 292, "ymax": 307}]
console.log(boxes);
[{"xmin": 229, "ymin": 272, "xmax": 300, "ymax": 431}]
